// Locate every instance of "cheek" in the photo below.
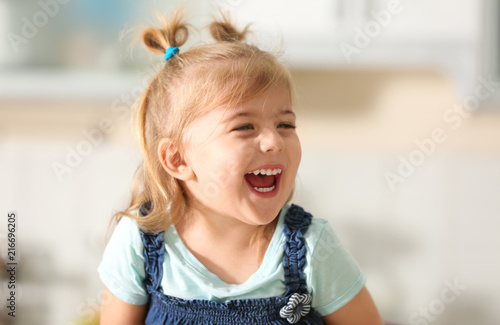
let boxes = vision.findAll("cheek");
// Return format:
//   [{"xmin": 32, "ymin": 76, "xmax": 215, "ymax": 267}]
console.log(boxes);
[
  {"xmin": 192, "ymin": 146, "xmax": 247, "ymax": 188},
  {"xmin": 216, "ymin": 149, "xmax": 251, "ymax": 184},
  {"xmin": 288, "ymin": 137, "xmax": 302, "ymax": 167},
  {"xmin": 216, "ymin": 139, "xmax": 254, "ymax": 170}
]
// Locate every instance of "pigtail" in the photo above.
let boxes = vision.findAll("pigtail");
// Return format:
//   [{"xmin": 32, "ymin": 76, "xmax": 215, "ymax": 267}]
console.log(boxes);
[
  {"xmin": 114, "ymin": 9, "xmax": 192, "ymax": 234},
  {"xmin": 142, "ymin": 8, "xmax": 189, "ymax": 55},
  {"xmin": 209, "ymin": 14, "xmax": 249, "ymax": 43}
]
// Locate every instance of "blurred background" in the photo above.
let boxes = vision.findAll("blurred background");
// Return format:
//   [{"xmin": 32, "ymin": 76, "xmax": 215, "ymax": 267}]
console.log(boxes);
[{"xmin": 1, "ymin": 0, "xmax": 499, "ymax": 324}]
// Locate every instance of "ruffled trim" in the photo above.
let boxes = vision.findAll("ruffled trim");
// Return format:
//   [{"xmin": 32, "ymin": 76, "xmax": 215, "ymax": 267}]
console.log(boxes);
[
  {"xmin": 139, "ymin": 201, "xmax": 165, "ymax": 291},
  {"xmin": 282, "ymin": 204, "xmax": 312, "ymax": 296},
  {"xmin": 140, "ymin": 229, "xmax": 165, "ymax": 292}
]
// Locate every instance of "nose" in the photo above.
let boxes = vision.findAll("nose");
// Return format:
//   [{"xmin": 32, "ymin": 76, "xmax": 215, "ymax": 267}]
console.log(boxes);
[{"xmin": 258, "ymin": 127, "xmax": 284, "ymax": 153}]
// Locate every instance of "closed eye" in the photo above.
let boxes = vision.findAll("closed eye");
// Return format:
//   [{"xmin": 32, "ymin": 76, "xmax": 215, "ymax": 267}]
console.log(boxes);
[
  {"xmin": 277, "ymin": 123, "xmax": 296, "ymax": 129},
  {"xmin": 233, "ymin": 124, "xmax": 254, "ymax": 131}
]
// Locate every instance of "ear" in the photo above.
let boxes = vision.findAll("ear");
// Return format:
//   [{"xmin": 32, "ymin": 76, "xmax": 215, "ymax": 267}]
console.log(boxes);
[{"xmin": 157, "ymin": 138, "xmax": 194, "ymax": 181}]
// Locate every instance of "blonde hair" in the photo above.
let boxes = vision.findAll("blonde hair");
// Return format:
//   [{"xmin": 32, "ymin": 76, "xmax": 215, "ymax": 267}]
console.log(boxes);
[{"xmin": 112, "ymin": 10, "xmax": 295, "ymax": 243}]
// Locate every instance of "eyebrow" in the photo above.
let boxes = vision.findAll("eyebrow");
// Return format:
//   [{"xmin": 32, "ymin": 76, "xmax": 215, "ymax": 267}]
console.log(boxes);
[{"xmin": 222, "ymin": 109, "xmax": 296, "ymax": 124}]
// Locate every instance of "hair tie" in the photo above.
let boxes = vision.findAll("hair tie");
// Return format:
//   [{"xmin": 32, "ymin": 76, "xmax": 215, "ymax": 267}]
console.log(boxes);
[{"xmin": 164, "ymin": 46, "xmax": 179, "ymax": 61}]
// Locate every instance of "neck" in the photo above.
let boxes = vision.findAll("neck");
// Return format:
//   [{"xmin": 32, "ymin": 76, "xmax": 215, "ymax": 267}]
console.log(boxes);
[
  {"xmin": 178, "ymin": 206, "xmax": 277, "ymax": 252},
  {"xmin": 175, "ymin": 206, "xmax": 279, "ymax": 284}
]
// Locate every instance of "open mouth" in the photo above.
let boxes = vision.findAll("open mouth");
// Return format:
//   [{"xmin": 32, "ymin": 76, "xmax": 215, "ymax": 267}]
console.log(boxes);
[{"xmin": 244, "ymin": 168, "xmax": 282, "ymax": 195}]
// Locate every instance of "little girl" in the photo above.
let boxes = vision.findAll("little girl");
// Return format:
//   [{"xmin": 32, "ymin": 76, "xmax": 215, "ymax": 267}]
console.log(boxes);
[{"xmin": 98, "ymin": 10, "xmax": 384, "ymax": 325}]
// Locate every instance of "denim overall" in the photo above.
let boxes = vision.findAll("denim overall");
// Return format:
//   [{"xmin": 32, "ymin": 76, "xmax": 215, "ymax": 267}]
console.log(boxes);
[{"xmin": 139, "ymin": 204, "xmax": 324, "ymax": 325}]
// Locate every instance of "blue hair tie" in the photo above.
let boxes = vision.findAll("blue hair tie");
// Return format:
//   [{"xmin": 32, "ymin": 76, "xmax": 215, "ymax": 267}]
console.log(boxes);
[{"xmin": 164, "ymin": 46, "xmax": 179, "ymax": 61}]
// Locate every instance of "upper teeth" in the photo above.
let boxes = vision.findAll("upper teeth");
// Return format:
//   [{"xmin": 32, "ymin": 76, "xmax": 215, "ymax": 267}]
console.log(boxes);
[{"xmin": 248, "ymin": 168, "xmax": 282, "ymax": 176}]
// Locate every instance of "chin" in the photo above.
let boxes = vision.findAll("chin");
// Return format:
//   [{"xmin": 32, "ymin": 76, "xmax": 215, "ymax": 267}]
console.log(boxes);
[{"xmin": 248, "ymin": 203, "xmax": 284, "ymax": 225}]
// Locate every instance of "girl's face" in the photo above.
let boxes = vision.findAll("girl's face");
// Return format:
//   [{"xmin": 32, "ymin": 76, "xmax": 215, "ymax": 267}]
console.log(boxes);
[{"xmin": 182, "ymin": 86, "xmax": 301, "ymax": 226}]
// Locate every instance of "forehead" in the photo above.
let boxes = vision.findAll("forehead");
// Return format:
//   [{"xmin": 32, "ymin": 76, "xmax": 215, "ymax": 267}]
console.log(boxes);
[{"xmin": 222, "ymin": 86, "xmax": 293, "ymax": 117}]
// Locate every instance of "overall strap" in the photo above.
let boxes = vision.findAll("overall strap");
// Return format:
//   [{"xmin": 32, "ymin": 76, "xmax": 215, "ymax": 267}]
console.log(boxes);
[
  {"xmin": 282, "ymin": 204, "xmax": 313, "ymax": 296},
  {"xmin": 139, "ymin": 202, "xmax": 165, "ymax": 292}
]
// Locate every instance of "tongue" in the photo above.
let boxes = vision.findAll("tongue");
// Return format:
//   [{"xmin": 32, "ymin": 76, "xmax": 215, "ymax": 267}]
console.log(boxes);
[{"xmin": 245, "ymin": 174, "xmax": 275, "ymax": 188}]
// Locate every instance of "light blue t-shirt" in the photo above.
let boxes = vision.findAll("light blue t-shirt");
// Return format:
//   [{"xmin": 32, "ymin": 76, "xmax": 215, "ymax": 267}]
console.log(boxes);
[{"xmin": 97, "ymin": 204, "xmax": 366, "ymax": 316}]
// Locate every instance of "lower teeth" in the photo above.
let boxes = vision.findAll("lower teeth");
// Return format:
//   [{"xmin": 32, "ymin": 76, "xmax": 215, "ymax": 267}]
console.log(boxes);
[{"xmin": 253, "ymin": 185, "xmax": 275, "ymax": 193}]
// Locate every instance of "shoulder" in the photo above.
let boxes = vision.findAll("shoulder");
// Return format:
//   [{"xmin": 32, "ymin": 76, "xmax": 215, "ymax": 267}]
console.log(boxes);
[
  {"xmin": 115, "ymin": 214, "xmax": 141, "ymax": 231},
  {"xmin": 290, "ymin": 205, "xmax": 354, "ymax": 265},
  {"xmin": 101, "ymin": 216, "xmax": 146, "ymax": 264},
  {"xmin": 305, "ymin": 217, "xmax": 347, "ymax": 267},
  {"xmin": 284, "ymin": 204, "xmax": 333, "ymax": 249},
  {"xmin": 111, "ymin": 216, "xmax": 145, "ymax": 249},
  {"xmin": 98, "ymin": 216, "xmax": 149, "ymax": 305},
  {"xmin": 306, "ymin": 217, "xmax": 330, "ymax": 246}
]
